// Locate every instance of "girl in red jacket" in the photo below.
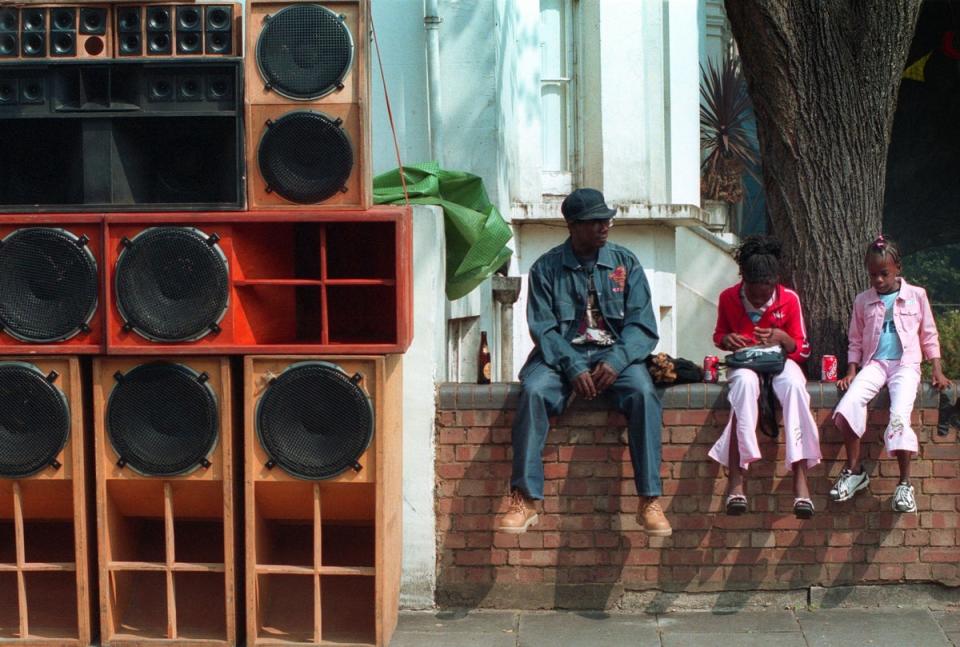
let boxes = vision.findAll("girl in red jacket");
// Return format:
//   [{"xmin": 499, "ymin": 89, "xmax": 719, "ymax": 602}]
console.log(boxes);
[{"xmin": 708, "ymin": 236, "xmax": 822, "ymax": 518}]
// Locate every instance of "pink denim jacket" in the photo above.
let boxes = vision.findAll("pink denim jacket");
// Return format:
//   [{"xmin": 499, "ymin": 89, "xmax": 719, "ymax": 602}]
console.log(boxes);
[{"xmin": 847, "ymin": 278, "xmax": 941, "ymax": 366}]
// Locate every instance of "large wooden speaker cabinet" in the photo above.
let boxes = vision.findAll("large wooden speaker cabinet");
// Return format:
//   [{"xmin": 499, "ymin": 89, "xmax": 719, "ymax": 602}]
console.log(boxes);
[
  {"xmin": 0, "ymin": 59, "xmax": 243, "ymax": 212},
  {"xmin": 0, "ymin": 216, "xmax": 104, "ymax": 353},
  {"xmin": 103, "ymin": 209, "xmax": 413, "ymax": 355},
  {"xmin": 244, "ymin": 355, "xmax": 401, "ymax": 647},
  {"xmin": 92, "ymin": 356, "xmax": 236, "ymax": 646},
  {"xmin": 0, "ymin": 357, "xmax": 91, "ymax": 645},
  {"xmin": 245, "ymin": 0, "xmax": 370, "ymax": 210}
]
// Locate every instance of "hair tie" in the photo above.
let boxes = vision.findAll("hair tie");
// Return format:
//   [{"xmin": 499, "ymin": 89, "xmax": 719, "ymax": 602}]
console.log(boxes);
[{"xmin": 873, "ymin": 233, "xmax": 886, "ymax": 250}]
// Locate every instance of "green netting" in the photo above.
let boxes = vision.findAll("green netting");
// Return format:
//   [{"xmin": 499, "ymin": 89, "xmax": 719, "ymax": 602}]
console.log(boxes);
[{"xmin": 373, "ymin": 161, "xmax": 513, "ymax": 300}]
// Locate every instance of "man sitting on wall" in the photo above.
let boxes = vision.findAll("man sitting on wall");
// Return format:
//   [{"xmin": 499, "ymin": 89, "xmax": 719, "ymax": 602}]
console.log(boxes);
[{"xmin": 497, "ymin": 188, "xmax": 671, "ymax": 536}]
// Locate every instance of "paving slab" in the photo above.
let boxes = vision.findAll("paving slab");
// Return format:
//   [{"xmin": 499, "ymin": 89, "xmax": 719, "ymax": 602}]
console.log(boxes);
[
  {"xmin": 657, "ymin": 610, "xmax": 800, "ymax": 634},
  {"xmin": 518, "ymin": 612, "xmax": 659, "ymax": 647},
  {"xmin": 936, "ymin": 611, "xmax": 960, "ymax": 633},
  {"xmin": 391, "ymin": 610, "xmax": 518, "ymax": 647},
  {"xmin": 797, "ymin": 608, "xmax": 951, "ymax": 647},
  {"xmin": 661, "ymin": 632, "xmax": 807, "ymax": 647},
  {"xmin": 948, "ymin": 633, "xmax": 960, "ymax": 647}
]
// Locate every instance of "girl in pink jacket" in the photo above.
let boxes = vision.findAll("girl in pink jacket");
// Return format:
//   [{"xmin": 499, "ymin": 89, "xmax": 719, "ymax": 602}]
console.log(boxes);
[{"xmin": 831, "ymin": 235, "xmax": 951, "ymax": 513}]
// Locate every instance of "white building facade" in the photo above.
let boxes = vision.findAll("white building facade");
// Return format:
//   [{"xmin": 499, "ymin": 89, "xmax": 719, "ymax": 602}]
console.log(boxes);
[{"xmin": 368, "ymin": 0, "xmax": 739, "ymax": 607}]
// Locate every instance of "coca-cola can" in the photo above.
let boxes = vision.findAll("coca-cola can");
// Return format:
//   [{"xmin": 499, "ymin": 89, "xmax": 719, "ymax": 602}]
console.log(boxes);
[
  {"xmin": 703, "ymin": 356, "xmax": 719, "ymax": 383},
  {"xmin": 822, "ymin": 355, "xmax": 838, "ymax": 382}
]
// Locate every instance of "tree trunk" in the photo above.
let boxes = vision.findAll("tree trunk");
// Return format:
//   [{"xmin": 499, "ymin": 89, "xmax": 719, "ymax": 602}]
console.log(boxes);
[{"xmin": 724, "ymin": 0, "xmax": 922, "ymax": 373}]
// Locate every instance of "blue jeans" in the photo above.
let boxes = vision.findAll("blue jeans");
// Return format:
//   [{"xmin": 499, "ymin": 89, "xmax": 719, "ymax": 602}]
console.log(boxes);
[{"xmin": 510, "ymin": 348, "xmax": 663, "ymax": 499}]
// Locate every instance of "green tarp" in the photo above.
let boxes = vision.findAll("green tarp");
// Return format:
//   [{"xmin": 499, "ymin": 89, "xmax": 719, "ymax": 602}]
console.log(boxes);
[{"xmin": 373, "ymin": 161, "xmax": 513, "ymax": 300}]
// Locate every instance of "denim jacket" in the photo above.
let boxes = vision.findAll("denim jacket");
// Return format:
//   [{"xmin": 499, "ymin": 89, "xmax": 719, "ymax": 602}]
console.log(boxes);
[{"xmin": 520, "ymin": 238, "xmax": 659, "ymax": 381}]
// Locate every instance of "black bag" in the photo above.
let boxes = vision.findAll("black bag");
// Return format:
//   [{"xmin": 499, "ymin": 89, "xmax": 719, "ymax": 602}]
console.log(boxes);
[
  {"xmin": 645, "ymin": 353, "xmax": 703, "ymax": 386},
  {"xmin": 723, "ymin": 345, "xmax": 786, "ymax": 375}
]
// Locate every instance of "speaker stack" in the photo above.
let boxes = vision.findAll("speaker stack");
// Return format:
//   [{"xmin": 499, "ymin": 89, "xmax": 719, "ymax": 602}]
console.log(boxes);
[{"xmin": 0, "ymin": 0, "xmax": 410, "ymax": 645}]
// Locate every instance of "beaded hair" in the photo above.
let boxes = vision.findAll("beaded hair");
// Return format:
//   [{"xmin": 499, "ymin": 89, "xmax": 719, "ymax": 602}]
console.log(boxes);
[
  {"xmin": 734, "ymin": 235, "xmax": 782, "ymax": 284},
  {"xmin": 866, "ymin": 234, "xmax": 902, "ymax": 266}
]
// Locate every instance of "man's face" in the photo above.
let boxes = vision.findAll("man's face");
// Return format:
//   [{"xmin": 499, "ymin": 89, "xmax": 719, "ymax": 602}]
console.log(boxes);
[{"xmin": 568, "ymin": 218, "xmax": 612, "ymax": 253}]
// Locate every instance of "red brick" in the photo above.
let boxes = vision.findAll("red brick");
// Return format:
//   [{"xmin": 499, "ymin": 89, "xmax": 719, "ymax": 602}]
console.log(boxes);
[
  {"xmin": 879, "ymin": 564, "xmax": 904, "ymax": 580},
  {"xmin": 558, "ymin": 446, "xmax": 609, "ymax": 462},
  {"xmin": 870, "ymin": 547, "xmax": 918, "ymax": 563},
  {"xmin": 921, "ymin": 547, "xmax": 960, "ymax": 563},
  {"xmin": 923, "ymin": 479, "xmax": 960, "ymax": 494}
]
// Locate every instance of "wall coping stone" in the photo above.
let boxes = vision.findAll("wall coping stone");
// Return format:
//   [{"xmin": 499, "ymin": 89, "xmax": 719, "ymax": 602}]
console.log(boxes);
[{"xmin": 438, "ymin": 381, "xmax": 956, "ymax": 411}]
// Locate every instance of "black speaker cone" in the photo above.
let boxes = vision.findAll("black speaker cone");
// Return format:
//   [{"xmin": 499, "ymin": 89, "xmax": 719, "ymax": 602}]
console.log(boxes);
[
  {"xmin": 52, "ymin": 9, "xmax": 74, "ymax": 31},
  {"xmin": 19, "ymin": 79, "xmax": 43, "ymax": 103},
  {"xmin": 0, "ymin": 228, "xmax": 98, "ymax": 343},
  {"xmin": 178, "ymin": 32, "xmax": 201, "ymax": 54},
  {"xmin": 256, "ymin": 361, "xmax": 374, "ymax": 480},
  {"xmin": 149, "ymin": 33, "xmax": 171, "ymax": 54},
  {"xmin": 0, "ymin": 80, "xmax": 14, "ymax": 102},
  {"xmin": 107, "ymin": 362, "xmax": 218, "ymax": 476},
  {"xmin": 52, "ymin": 32, "xmax": 75, "ymax": 56},
  {"xmin": 22, "ymin": 33, "xmax": 44, "ymax": 57},
  {"xmin": 118, "ymin": 9, "xmax": 140, "ymax": 32},
  {"xmin": 114, "ymin": 227, "xmax": 229, "ymax": 342},
  {"xmin": 206, "ymin": 7, "xmax": 230, "ymax": 30},
  {"xmin": 257, "ymin": 110, "xmax": 353, "ymax": 204},
  {"xmin": 177, "ymin": 7, "xmax": 201, "ymax": 30},
  {"xmin": 255, "ymin": 4, "xmax": 353, "ymax": 100},
  {"xmin": 23, "ymin": 10, "xmax": 44, "ymax": 32},
  {"xmin": 0, "ymin": 10, "xmax": 17, "ymax": 32},
  {"xmin": 147, "ymin": 8, "xmax": 170, "ymax": 31},
  {"xmin": 120, "ymin": 34, "xmax": 141, "ymax": 55},
  {"xmin": 0, "ymin": 362, "xmax": 70, "ymax": 479},
  {"xmin": 80, "ymin": 8, "xmax": 106, "ymax": 35},
  {"xmin": 0, "ymin": 34, "xmax": 15, "ymax": 57}
]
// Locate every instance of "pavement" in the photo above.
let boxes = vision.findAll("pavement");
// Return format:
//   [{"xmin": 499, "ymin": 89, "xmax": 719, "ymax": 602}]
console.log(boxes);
[{"xmin": 391, "ymin": 608, "xmax": 960, "ymax": 647}]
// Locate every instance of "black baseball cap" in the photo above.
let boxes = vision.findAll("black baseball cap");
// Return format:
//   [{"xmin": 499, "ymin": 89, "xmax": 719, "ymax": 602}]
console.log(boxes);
[{"xmin": 560, "ymin": 188, "xmax": 617, "ymax": 222}]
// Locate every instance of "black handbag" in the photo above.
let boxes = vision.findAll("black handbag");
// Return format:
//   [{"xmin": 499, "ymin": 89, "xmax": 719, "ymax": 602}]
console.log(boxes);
[
  {"xmin": 645, "ymin": 353, "xmax": 703, "ymax": 386},
  {"xmin": 722, "ymin": 345, "xmax": 786, "ymax": 375}
]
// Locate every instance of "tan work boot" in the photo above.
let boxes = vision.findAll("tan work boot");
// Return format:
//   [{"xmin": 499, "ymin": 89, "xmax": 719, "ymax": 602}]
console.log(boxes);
[
  {"xmin": 637, "ymin": 497, "xmax": 672, "ymax": 536},
  {"xmin": 496, "ymin": 490, "xmax": 539, "ymax": 534}
]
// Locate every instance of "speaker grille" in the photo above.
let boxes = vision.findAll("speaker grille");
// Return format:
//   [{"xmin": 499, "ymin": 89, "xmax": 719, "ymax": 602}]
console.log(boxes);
[
  {"xmin": 115, "ymin": 227, "xmax": 228, "ymax": 343},
  {"xmin": 0, "ymin": 228, "xmax": 98, "ymax": 343},
  {"xmin": 257, "ymin": 111, "xmax": 353, "ymax": 204},
  {"xmin": 255, "ymin": 4, "xmax": 353, "ymax": 100},
  {"xmin": 107, "ymin": 362, "xmax": 218, "ymax": 476},
  {"xmin": 256, "ymin": 362, "xmax": 373, "ymax": 480},
  {"xmin": 0, "ymin": 362, "xmax": 70, "ymax": 479}
]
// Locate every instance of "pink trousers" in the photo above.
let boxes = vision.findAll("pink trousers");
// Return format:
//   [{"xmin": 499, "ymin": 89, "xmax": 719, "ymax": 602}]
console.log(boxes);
[
  {"xmin": 833, "ymin": 359, "xmax": 921, "ymax": 455},
  {"xmin": 709, "ymin": 359, "xmax": 822, "ymax": 470}
]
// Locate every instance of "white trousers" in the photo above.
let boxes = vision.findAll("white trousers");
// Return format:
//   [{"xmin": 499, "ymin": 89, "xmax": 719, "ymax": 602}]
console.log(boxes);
[
  {"xmin": 833, "ymin": 359, "xmax": 921, "ymax": 455},
  {"xmin": 709, "ymin": 359, "xmax": 822, "ymax": 470}
]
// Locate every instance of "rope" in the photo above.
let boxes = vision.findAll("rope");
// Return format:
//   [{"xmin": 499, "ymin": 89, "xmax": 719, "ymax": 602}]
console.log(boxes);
[{"xmin": 370, "ymin": 13, "xmax": 410, "ymax": 205}]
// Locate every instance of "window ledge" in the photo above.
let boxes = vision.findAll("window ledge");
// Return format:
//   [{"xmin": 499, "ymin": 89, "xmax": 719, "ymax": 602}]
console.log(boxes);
[{"xmin": 509, "ymin": 201, "xmax": 711, "ymax": 226}]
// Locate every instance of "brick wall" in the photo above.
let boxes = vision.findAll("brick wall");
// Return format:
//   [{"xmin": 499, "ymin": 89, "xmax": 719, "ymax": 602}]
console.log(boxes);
[{"xmin": 435, "ymin": 382, "xmax": 960, "ymax": 609}]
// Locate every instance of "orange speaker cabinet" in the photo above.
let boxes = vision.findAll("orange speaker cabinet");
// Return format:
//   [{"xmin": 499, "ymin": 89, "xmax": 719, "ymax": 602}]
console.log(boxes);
[
  {"xmin": 244, "ymin": 355, "xmax": 402, "ymax": 647},
  {"xmin": 0, "ymin": 357, "xmax": 91, "ymax": 646},
  {"xmin": 103, "ymin": 208, "xmax": 412, "ymax": 355},
  {"xmin": 112, "ymin": 3, "xmax": 241, "ymax": 59},
  {"xmin": 92, "ymin": 356, "xmax": 236, "ymax": 646},
  {"xmin": 244, "ymin": 0, "xmax": 370, "ymax": 210},
  {"xmin": 0, "ymin": 215, "xmax": 104, "ymax": 354},
  {"xmin": 0, "ymin": 5, "xmax": 112, "ymax": 61}
]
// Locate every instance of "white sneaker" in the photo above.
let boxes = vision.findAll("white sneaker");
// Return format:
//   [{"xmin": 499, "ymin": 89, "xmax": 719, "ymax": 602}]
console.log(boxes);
[
  {"xmin": 829, "ymin": 468, "xmax": 869, "ymax": 502},
  {"xmin": 892, "ymin": 482, "xmax": 917, "ymax": 513}
]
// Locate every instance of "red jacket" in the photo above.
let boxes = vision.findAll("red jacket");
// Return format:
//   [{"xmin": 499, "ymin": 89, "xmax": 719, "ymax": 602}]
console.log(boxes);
[{"xmin": 712, "ymin": 282, "xmax": 812, "ymax": 364}]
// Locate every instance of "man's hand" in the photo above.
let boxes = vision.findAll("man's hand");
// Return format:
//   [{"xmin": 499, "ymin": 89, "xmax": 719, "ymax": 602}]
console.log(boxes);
[
  {"xmin": 754, "ymin": 327, "xmax": 796, "ymax": 353},
  {"xmin": 590, "ymin": 361, "xmax": 618, "ymax": 394},
  {"xmin": 721, "ymin": 333, "xmax": 752, "ymax": 350},
  {"xmin": 572, "ymin": 370, "xmax": 597, "ymax": 400}
]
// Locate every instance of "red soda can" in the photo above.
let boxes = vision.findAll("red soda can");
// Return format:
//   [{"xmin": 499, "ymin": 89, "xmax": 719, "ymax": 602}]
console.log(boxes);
[
  {"xmin": 822, "ymin": 355, "xmax": 838, "ymax": 382},
  {"xmin": 703, "ymin": 356, "xmax": 719, "ymax": 383}
]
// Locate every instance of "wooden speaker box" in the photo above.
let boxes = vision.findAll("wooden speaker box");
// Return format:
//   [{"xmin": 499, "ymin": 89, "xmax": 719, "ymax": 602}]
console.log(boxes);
[
  {"xmin": 112, "ymin": 3, "xmax": 240, "ymax": 58},
  {"xmin": 0, "ymin": 5, "xmax": 112, "ymax": 61},
  {"xmin": 103, "ymin": 208, "xmax": 412, "ymax": 355},
  {"xmin": 0, "ymin": 357, "xmax": 91, "ymax": 645},
  {"xmin": 244, "ymin": 0, "xmax": 370, "ymax": 210},
  {"xmin": 0, "ymin": 216, "xmax": 103, "ymax": 353},
  {"xmin": 244, "ymin": 355, "xmax": 401, "ymax": 647},
  {"xmin": 92, "ymin": 356, "xmax": 236, "ymax": 646}
]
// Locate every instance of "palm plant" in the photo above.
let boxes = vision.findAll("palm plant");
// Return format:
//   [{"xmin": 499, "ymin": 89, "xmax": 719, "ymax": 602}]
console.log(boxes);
[{"xmin": 700, "ymin": 53, "xmax": 760, "ymax": 204}]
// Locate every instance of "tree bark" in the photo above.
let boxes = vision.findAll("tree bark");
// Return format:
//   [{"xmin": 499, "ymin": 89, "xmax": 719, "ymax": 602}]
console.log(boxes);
[{"xmin": 724, "ymin": 0, "xmax": 922, "ymax": 373}]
